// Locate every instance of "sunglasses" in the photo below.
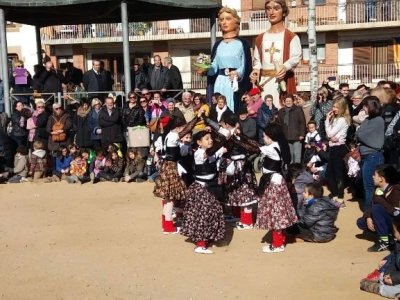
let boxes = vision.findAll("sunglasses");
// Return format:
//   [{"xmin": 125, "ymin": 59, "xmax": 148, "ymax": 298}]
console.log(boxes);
[
  {"xmin": 54, "ymin": 107, "xmax": 61, "ymax": 110},
  {"xmin": 317, "ymin": 93, "xmax": 324, "ymax": 96},
  {"xmin": 140, "ymin": 100, "xmax": 147, "ymax": 103},
  {"xmin": 37, "ymin": 106, "xmax": 45, "ymax": 109},
  {"xmin": 143, "ymin": 93, "xmax": 149, "ymax": 96},
  {"xmin": 129, "ymin": 96, "xmax": 137, "ymax": 99}
]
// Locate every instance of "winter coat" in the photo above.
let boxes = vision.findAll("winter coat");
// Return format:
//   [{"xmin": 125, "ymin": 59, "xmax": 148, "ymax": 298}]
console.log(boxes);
[
  {"xmin": 122, "ymin": 105, "xmax": 147, "ymax": 130},
  {"xmin": 124, "ymin": 158, "xmax": 145, "ymax": 179},
  {"xmin": 277, "ymin": 105, "xmax": 306, "ymax": 142},
  {"xmin": 208, "ymin": 106, "xmax": 234, "ymax": 124},
  {"xmin": 299, "ymin": 197, "xmax": 339, "ymax": 243},
  {"xmin": 383, "ymin": 241, "xmax": 400, "ymax": 285},
  {"xmin": 46, "ymin": 111, "xmax": 72, "ymax": 152},
  {"xmin": 34, "ymin": 110, "xmax": 50, "ymax": 144},
  {"xmin": 88, "ymin": 108, "xmax": 101, "ymax": 141},
  {"xmin": 257, "ymin": 103, "xmax": 278, "ymax": 144},
  {"xmin": 38, "ymin": 70, "xmax": 62, "ymax": 94},
  {"xmin": 98, "ymin": 106, "xmax": 124, "ymax": 145},
  {"xmin": 12, "ymin": 153, "xmax": 28, "ymax": 177},
  {"xmin": 75, "ymin": 106, "xmax": 92, "ymax": 148},
  {"xmin": 104, "ymin": 157, "xmax": 124, "ymax": 176},
  {"xmin": 29, "ymin": 149, "xmax": 47, "ymax": 173},
  {"xmin": 11, "ymin": 109, "xmax": 31, "ymax": 137},
  {"xmin": 55, "ymin": 155, "xmax": 72, "ymax": 173}
]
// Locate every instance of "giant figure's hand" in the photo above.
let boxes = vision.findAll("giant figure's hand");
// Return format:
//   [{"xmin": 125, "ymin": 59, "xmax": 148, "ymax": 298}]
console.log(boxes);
[{"xmin": 250, "ymin": 69, "xmax": 259, "ymax": 83}]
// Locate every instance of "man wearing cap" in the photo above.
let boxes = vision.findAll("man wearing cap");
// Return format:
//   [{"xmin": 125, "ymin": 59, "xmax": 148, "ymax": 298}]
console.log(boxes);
[{"xmin": 250, "ymin": 0, "xmax": 301, "ymax": 109}]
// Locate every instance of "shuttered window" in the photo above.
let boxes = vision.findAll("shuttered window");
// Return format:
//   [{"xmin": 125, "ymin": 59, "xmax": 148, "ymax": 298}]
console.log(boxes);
[{"xmin": 353, "ymin": 42, "xmax": 371, "ymax": 65}]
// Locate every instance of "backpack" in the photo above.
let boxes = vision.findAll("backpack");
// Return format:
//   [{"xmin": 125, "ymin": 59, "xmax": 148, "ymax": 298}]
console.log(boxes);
[{"xmin": 51, "ymin": 115, "xmax": 67, "ymax": 142}]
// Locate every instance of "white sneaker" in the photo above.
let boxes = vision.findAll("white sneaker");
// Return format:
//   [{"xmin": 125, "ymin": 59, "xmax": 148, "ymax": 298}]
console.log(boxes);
[
  {"xmin": 236, "ymin": 222, "xmax": 253, "ymax": 230},
  {"xmin": 194, "ymin": 247, "xmax": 214, "ymax": 254},
  {"xmin": 262, "ymin": 244, "xmax": 285, "ymax": 253}
]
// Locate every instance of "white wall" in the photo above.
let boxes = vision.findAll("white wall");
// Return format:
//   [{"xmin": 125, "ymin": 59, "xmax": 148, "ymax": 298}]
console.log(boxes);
[
  {"xmin": 222, "ymin": 0, "xmax": 241, "ymax": 10},
  {"xmin": 169, "ymin": 48, "xmax": 191, "ymax": 85},
  {"xmin": 337, "ymin": 41, "xmax": 353, "ymax": 76},
  {"xmin": 7, "ymin": 25, "xmax": 37, "ymax": 74}
]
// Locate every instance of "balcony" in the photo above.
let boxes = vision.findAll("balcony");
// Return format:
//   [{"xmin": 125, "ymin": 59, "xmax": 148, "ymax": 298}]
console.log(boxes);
[
  {"xmin": 40, "ymin": 0, "xmax": 400, "ymax": 45},
  {"xmin": 181, "ymin": 63, "xmax": 400, "ymax": 91}
]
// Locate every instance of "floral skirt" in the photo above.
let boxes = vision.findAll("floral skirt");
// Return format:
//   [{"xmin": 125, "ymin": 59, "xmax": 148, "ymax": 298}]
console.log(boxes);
[
  {"xmin": 153, "ymin": 160, "xmax": 186, "ymax": 205},
  {"xmin": 256, "ymin": 179, "xmax": 298, "ymax": 231},
  {"xmin": 220, "ymin": 158, "xmax": 259, "ymax": 207},
  {"xmin": 181, "ymin": 182, "xmax": 225, "ymax": 243}
]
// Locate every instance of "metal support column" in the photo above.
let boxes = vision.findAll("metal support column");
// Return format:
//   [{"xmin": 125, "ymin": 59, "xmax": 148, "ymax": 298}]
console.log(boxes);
[
  {"xmin": 35, "ymin": 26, "xmax": 42, "ymax": 65},
  {"xmin": 0, "ymin": 9, "xmax": 10, "ymax": 116},
  {"xmin": 121, "ymin": 0, "xmax": 131, "ymax": 96},
  {"xmin": 210, "ymin": 11, "xmax": 217, "ymax": 50}
]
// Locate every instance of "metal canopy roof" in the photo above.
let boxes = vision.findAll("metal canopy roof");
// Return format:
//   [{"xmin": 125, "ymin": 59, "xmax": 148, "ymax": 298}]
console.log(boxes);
[{"xmin": 0, "ymin": 0, "xmax": 221, "ymax": 27}]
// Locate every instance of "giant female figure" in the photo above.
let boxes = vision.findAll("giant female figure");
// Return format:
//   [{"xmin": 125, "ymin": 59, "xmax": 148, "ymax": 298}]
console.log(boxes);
[{"xmin": 207, "ymin": 7, "xmax": 252, "ymax": 113}]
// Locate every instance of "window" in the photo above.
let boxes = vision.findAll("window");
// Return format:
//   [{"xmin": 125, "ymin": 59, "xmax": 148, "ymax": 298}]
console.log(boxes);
[{"xmin": 302, "ymin": 45, "xmax": 326, "ymax": 64}]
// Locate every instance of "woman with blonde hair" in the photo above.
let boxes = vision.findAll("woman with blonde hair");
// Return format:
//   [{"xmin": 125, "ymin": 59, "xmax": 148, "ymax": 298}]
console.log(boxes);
[
  {"xmin": 206, "ymin": 6, "xmax": 252, "ymax": 113},
  {"xmin": 324, "ymin": 96, "xmax": 350, "ymax": 207}
]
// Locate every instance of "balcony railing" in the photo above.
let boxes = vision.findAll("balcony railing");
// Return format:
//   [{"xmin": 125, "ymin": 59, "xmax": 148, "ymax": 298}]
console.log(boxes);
[{"xmin": 40, "ymin": 0, "xmax": 400, "ymax": 44}]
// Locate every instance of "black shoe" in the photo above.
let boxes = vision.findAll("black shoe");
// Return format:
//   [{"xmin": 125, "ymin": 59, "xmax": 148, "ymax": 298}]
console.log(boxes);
[
  {"xmin": 93, "ymin": 178, "xmax": 100, "ymax": 184},
  {"xmin": 367, "ymin": 241, "xmax": 389, "ymax": 252},
  {"xmin": 136, "ymin": 178, "xmax": 145, "ymax": 183}
]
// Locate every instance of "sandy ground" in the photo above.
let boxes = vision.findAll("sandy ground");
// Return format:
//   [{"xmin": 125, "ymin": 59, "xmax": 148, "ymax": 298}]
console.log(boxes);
[{"xmin": 0, "ymin": 181, "xmax": 385, "ymax": 300}]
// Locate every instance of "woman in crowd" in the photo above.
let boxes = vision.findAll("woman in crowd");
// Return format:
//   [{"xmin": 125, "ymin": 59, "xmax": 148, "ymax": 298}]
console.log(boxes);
[
  {"xmin": 356, "ymin": 96, "xmax": 385, "ymax": 211},
  {"xmin": 75, "ymin": 99, "xmax": 92, "ymax": 149},
  {"xmin": 325, "ymin": 96, "xmax": 350, "ymax": 207},
  {"xmin": 9, "ymin": 101, "xmax": 30, "ymax": 150},
  {"xmin": 88, "ymin": 98, "xmax": 102, "ymax": 150},
  {"xmin": 46, "ymin": 102, "xmax": 72, "ymax": 155},
  {"xmin": 192, "ymin": 93, "xmax": 210, "ymax": 132}
]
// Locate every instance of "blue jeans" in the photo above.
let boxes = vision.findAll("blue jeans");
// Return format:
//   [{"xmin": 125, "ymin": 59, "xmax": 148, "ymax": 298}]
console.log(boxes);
[
  {"xmin": 361, "ymin": 151, "xmax": 384, "ymax": 211},
  {"xmin": 357, "ymin": 204, "xmax": 393, "ymax": 240}
]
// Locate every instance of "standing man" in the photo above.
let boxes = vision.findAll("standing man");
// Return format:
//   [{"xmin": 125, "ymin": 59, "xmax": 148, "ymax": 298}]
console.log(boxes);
[
  {"xmin": 147, "ymin": 55, "xmax": 169, "ymax": 92},
  {"xmin": 82, "ymin": 59, "xmax": 111, "ymax": 100},
  {"xmin": 250, "ymin": 0, "xmax": 302, "ymax": 109},
  {"xmin": 163, "ymin": 57, "xmax": 183, "ymax": 90},
  {"xmin": 130, "ymin": 63, "xmax": 147, "ymax": 92}
]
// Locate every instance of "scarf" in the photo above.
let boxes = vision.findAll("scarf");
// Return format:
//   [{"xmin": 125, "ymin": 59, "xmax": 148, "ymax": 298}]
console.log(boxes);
[{"xmin": 216, "ymin": 106, "xmax": 227, "ymax": 122}]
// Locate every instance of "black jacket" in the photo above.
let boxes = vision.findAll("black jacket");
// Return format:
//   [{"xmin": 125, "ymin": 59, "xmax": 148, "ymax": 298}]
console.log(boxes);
[
  {"xmin": 38, "ymin": 70, "xmax": 62, "ymax": 94},
  {"xmin": 122, "ymin": 105, "xmax": 147, "ymax": 130},
  {"xmin": 299, "ymin": 197, "xmax": 339, "ymax": 243},
  {"xmin": 239, "ymin": 117, "xmax": 257, "ymax": 140},
  {"xmin": 75, "ymin": 107, "xmax": 92, "ymax": 148},
  {"xmin": 208, "ymin": 106, "xmax": 234, "ymax": 124},
  {"xmin": 167, "ymin": 65, "xmax": 183, "ymax": 90},
  {"xmin": 277, "ymin": 105, "xmax": 306, "ymax": 142},
  {"xmin": 82, "ymin": 69, "xmax": 112, "ymax": 98},
  {"xmin": 384, "ymin": 241, "xmax": 400, "ymax": 285},
  {"xmin": 147, "ymin": 65, "xmax": 169, "ymax": 90},
  {"xmin": 98, "ymin": 106, "xmax": 123, "ymax": 145},
  {"xmin": 130, "ymin": 69, "xmax": 148, "ymax": 91},
  {"xmin": 34, "ymin": 110, "xmax": 50, "ymax": 143}
]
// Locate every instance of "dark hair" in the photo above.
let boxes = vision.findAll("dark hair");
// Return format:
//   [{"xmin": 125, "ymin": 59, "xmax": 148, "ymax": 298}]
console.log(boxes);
[
  {"xmin": 282, "ymin": 93, "xmax": 295, "ymax": 102},
  {"xmin": 307, "ymin": 120, "xmax": 317, "ymax": 127},
  {"xmin": 288, "ymin": 163, "xmax": 304, "ymax": 181},
  {"xmin": 193, "ymin": 130, "xmax": 211, "ymax": 143},
  {"xmin": 362, "ymin": 96, "xmax": 381, "ymax": 118},
  {"xmin": 306, "ymin": 182, "xmax": 324, "ymax": 199},
  {"xmin": 222, "ymin": 114, "xmax": 238, "ymax": 127},
  {"xmin": 264, "ymin": 123, "xmax": 291, "ymax": 164},
  {"xmin": 72, "ymin": 152, "xmax": 82, "ymax": 159},
  {"xmin": 193, "ymin": 93, "xmax": 206, "ymax": 104},
  {"xmin": 375, "ymin": 164, "xmax": 399, "ymax": 185},
  {"xmin": 212, "ymin": 92, "xmax": 221, "ymax": 98},
  {"xmin": 16, "ymin": 145, "xmax": 28, "ymax": 156},
  {"xmin": 339, "ymin": 83, "xmax": 349, "ymax": 90},
  {"xmin": 169, "ymin": 116, "xmax": 186, "ymax": 130},
  {"xmin": 265, "ymin": 0, "xmax": 289, "ymax": 18},
  {"xmin": 95, "ymin": 149, "xmax": 104, "ymax": 157}
]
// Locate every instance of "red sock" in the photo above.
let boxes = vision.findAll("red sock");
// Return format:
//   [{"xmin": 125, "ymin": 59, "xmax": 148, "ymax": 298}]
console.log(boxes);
[
  {"xmin": 164, "ymin": 220, "xmax": 176, "ymax": 232},
  {"xmin": 241, "ymin": 210, "xmax": 253, "ymax": 225},
  {"xmin": 196, "ymin": 240, "xmax": 206, "ymax": 248},
  {"xmin": 272, "ymin": 230, "xmax": 286, "ymax": 248}
]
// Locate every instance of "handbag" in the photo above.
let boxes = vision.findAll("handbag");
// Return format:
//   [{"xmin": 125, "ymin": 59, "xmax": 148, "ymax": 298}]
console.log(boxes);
[
  {"xmin": 127, "ymin": 126, "xmax": 150, "ymax": 148},
  {"xmin": 148, "ymin": 118, "xmax": 159, "ymax": 133}
]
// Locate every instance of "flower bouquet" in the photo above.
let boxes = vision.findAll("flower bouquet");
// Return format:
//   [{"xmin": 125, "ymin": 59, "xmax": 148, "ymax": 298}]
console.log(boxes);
[{"xmin": 193, "ymin": 53, "xmax": 211, "ymax": 73}]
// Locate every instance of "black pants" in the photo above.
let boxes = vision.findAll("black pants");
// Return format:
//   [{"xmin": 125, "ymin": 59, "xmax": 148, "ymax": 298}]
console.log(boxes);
[{"xmin": 326, "ymin": 144, "xmax": 348, "ymax": 199}]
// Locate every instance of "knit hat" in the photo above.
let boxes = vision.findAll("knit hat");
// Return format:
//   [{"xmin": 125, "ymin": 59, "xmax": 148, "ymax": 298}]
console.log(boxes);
[{"xmin": 249, "ymin": 87, "xmax": 261, "ymax": 96}]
